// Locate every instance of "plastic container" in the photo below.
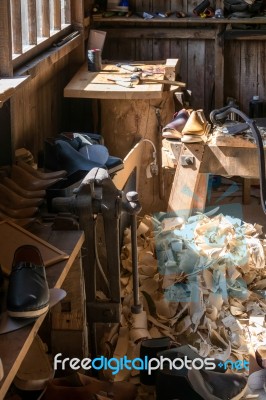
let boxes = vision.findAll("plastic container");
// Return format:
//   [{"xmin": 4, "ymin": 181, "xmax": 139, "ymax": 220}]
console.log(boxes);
[{"xmin": 249, "ymin": 95, "xmax": 264, "ymax": 118}]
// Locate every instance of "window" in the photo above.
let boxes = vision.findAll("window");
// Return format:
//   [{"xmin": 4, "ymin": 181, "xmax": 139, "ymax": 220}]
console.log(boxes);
[
  {"xmin": 10, "ymin": 0, "xmax": 72, "ymax": 67},
  {"xmin": 0, "ymin": 1, "xmax": 82, "ymax": 76}
]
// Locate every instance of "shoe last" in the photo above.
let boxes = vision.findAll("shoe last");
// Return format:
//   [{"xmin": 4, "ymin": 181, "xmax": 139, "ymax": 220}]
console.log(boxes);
[
  {"xmin": 0, "ymin": 202, "xmax": 38, "ymax": 218},
  {"xmin": 11, "ymin": 164, "xmax": 63, "ymax": 191},
  {"xmin": 162, "ymin": 109, "xmax": 190, "ymax": 139},
  {"xmin": 2, "ymin": 177, "xmax": 46, "ymax": 199},
  {"xmin": 7, "ymin": 245, "xmax": 49, "ymax": 318},
  {"xmin": 17, "ymin": 160, "xmax": 67, "ymax": 180},
  {"xmin": 182, "ymin": 109, "xmax": 207, "ymax": 135},
  {"xmin": 0, "ymin": 183, "xmax": 43, "ymax": 208}
]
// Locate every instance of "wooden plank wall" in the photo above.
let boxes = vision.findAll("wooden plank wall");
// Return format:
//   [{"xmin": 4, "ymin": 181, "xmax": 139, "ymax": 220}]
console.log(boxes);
[
  {"xmin": 103, "ymin": 35, "xmax": 215, "ymax": 113},
  {"xmin": 6, "ymin": 0, "xmax": 266, "ymax": 165},
  {"xmin": 224, "ymin": 40, "xmax": 266, "ymax": 115},
  {"xmin": 99, "ymin": 0, "xmax": 266, "ymax": 116}
]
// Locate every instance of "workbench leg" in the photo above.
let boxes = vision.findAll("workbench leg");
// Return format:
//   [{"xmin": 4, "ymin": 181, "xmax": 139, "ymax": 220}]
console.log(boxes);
[
  {"xmin": 243, "ymin": 178, "xmax": 251, "ymax": 205},
  {"xmin": 167, "ymin": 143, "xmax": 207, "ymax": 219}
]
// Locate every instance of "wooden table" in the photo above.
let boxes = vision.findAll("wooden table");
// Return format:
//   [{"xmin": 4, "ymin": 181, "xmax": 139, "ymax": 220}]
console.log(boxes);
[
  {"xmin": 0, "ymin": 224, "xmax": 84, "ymax": 399},
  {"xmin": 165, "ymin": 134, "xmax": 263, "ymax": 218},
  {"xmin": 64, "ymin": 59, "xmax": 180, "ymax": 213}
]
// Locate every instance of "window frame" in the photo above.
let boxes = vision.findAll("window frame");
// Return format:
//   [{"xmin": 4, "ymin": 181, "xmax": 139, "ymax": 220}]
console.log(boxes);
[{"xmin": 0, "ymin": 0, "xmax": 84, "ymax": 77}]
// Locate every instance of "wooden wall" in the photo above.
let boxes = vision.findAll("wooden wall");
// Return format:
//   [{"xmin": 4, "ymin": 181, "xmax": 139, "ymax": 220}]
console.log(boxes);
[
  {"xmin": 9, "ymin": 47, "xmax": 90, "ymax": 164},
  {"xmin": 2, "ymin": 0, "xmax": 265, "ymax": 166},
  {"xmin": 224, "ymin": 40, "xmax": 266, "ymax": 115},
  {"xmin": 103, "ymin": 37, "xmax": 215, "ymax": 112}
]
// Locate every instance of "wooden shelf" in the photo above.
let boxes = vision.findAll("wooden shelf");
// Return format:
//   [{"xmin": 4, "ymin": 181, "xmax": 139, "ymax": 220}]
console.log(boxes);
[
  {"xmin": 0, "ymin": 224, "xmax": 84, "ymax": 399},
  {"xmin": 0, "ymin": 76, "xmax": 30, "ymax": 107},
  {"xmin": 92, "ymin": 15, "xmax": 266, "ymax": 25}
]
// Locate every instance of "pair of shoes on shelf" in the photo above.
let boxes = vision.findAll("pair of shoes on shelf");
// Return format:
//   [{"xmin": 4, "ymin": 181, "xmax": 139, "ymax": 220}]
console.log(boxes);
[
  {"xmin": 162, "ymin": 109, "xmax": 211, "ymax": 143},
  {"xmin": 7, "ymin": 245, "xmax": 49, "ymax": 319},
  {"xmin": 140, "ymin": 338, "xmax": 247, "ymax": 400},
  {"xmin": 38, "ymin": 372, "xmax": 137, "ymax": 400}
]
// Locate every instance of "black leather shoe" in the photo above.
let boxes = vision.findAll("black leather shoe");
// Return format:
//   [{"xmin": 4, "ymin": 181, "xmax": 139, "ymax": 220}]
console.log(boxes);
[
  {"xmin": 159, "ymin": 346, "xmax": 227, "ymax": 373},
  {"xmin": 140, "ymin": 337, "xmax": 171, "ymax": 385},
  {"xmin": 7, "ymin": 245, "xmax": 49, "ymax": 318},
  {"xmin": 156, "ymin": 363, "xmax": 247, "ymax": 400}
]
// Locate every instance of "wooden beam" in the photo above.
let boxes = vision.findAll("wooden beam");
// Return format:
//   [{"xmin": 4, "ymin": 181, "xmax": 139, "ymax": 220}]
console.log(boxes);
[
  {"xmin": 102, "ymin": 28, "xmax": 216, "ymax": 40},
  {"xmin": 53, "ymin": 0, "xmax": 61, "ymax": 30},
  {"xmin": 214, "ymin": 25, "xmax": 225, "ymax": 108},
  {"xmin": 10, "ymin": 0, "xmax": 22, "ymax": 55},
  {"xmin": 28, "ymin": 0, "xmax": 37, "ymax": 45},
  {"xmin": 0, "ymin": 0, "xmax": 13, "ymax": 76},
  {"xmin": 41, "ymin": 0, "xmax": 50, "ymax": 37},
  {"xmin": 225, "ymin": 30, "xmax": 266, "ymax": 40}
]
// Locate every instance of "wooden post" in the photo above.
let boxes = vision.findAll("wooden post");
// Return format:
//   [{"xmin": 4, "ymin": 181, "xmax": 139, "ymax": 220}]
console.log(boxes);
[
  {"xmin": 214, "ymin": 25, "xmax": 225, "ymax": 108},
  {"xmin": 0, "ymin": 0, "xmax": 13, "ymax": 77}
]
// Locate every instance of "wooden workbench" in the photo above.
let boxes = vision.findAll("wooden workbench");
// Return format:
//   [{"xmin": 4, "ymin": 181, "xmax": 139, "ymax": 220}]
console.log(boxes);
[
  {"xmin": 64, "ymin": 59, "xmax": 180, "ymax": 214},
  {"xmin": 0, "ymin": 224, "xmax": 84, "ymax": 399},
  {"xmin": 165, "ymin": 134, "xmax": 263, "ymax": 218}
]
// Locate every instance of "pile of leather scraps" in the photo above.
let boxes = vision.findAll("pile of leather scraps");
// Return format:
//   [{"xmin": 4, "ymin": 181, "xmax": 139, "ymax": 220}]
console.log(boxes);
[{"xmin": 100, "ymin": 212, "xmax": 266, "ymax": 382}]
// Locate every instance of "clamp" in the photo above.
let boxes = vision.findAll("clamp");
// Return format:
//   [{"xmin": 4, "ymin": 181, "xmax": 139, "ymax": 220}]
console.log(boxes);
[{"xmin": 52, "ymin": 167, "xmax": 142, "ymax": 356}]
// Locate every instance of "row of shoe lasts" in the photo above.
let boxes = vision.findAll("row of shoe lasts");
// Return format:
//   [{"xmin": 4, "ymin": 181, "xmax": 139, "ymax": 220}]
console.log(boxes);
[
  {"xmin": 0, "ymin": 161, "xmax": 67, "ymax": 227},
  {"xmin": 162, "ymin": 108, "xmax": 211, "ymax": 143}
]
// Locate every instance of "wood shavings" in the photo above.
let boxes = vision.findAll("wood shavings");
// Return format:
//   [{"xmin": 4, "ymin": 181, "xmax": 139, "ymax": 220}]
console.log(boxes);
[{"xmin": 108, "ymin": 211, "xmax": 266, "ymax": 382}]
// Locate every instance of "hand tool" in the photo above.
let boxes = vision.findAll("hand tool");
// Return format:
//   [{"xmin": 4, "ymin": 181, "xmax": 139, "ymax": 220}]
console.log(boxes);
[
  {"xmin": 107, "ymin": 77, "xmax": 135, "ymax": 88},
  {"xmin": 116, "ymin": 63, "xmax": 142, "ymax": 72},
  {"xmin": 130, "ymin": 73, "xmax": 186, "ymax": 87}
]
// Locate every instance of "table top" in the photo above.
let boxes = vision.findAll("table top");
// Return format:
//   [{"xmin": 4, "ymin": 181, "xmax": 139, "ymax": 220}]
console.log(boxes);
[
  {"xmin": 0, "ymin": 223, "xmax": 84, "ymax": 399},
  {"xmin": 64, "ymin": 59, "xmax": 179, "ymax": 100}
]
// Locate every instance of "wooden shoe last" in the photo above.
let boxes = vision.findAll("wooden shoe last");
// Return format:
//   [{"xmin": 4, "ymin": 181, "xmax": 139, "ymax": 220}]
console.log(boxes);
[
  {"xmin": 11, "ymin": 165, "xmax": 63, "ymax": 191},
  {"xmin": 0, "ymin": 183, "xmax": 43, "ymax": 208},
  {"xmin": 2, "ymin": 177, "xmax": 46, "ymax": 198},
  {"xmin": 17, "ymin": 160, "xmax": 67, "ymax": 180}
]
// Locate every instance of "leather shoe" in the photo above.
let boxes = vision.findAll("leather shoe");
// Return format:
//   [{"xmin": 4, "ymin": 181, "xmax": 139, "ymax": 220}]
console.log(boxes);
[
  {"xmin": 181, "ymin": 109, "xmax": 211, "ymax": 143},
  {"xmin": 162, "ymin": 109, "xmax": 190, "ymax": 139},
  {"xmin": 11, "ymin": 165, "xmax": 63, "ymax": 191},
  {"xmin": 2, "ymin": 177, "xmax": 46, "ymax": 198},
  {"xmin": 140, "ymin": 337, "xmax": 171, "ymax": 385},
  {"xmin": 7, "ymin": 245, "xmax": 50, "ymax": 318},
  {"xmin": 156, "ymin": 360, "xmax": 247, "ymax": 400},
  {"xmin": 17, "ymin": 160, "xmax": 67, "ymax": 180},
  {"xmin": 0, "ymin": 183, "xmax": 43, "ymax": 208}
]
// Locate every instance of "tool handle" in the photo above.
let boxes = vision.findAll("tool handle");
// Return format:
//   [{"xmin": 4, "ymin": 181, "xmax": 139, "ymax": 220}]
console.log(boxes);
[{"xmin": 141, "ymin": 78, "xmax": 186, "ymax": 87}]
